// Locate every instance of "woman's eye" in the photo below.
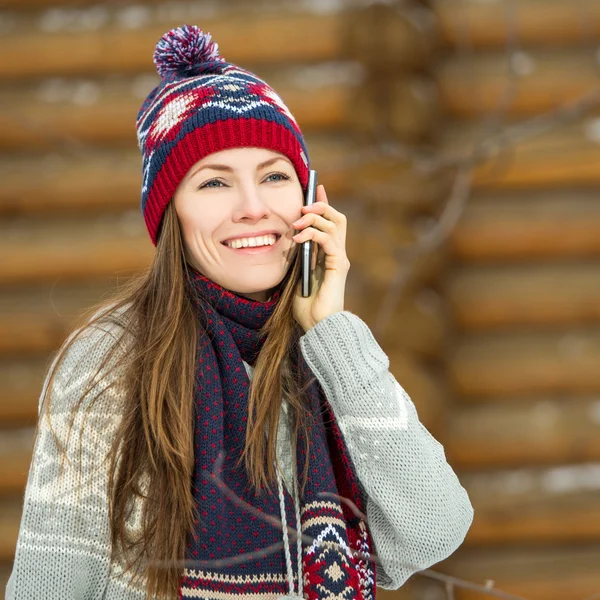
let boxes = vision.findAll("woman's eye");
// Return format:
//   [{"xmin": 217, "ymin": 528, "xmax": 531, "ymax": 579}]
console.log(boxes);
[
  {"xmin": 265, "ymin": 172, "xmax": 291, "ymax": 183},
  {"xmin": 198, "ymin": 179, "xmax": 225, "ymax": 190}
]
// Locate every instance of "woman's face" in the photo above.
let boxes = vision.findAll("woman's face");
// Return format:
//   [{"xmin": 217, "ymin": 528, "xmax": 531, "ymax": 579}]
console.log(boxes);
[{"xmin": 173, "ymin": 147, "xmax": 304, "ymax": 302}]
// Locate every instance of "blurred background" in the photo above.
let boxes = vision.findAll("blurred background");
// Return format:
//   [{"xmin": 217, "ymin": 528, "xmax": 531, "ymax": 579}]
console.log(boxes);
[{"xmin": 1, "ymin": 0, "xmax": 600, "ymax": 598}]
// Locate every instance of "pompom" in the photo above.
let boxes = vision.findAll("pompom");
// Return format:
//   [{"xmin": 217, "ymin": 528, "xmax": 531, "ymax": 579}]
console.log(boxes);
[{"xmin": 153, "ymin": 24, "xmax": 224, "ymax": 78}]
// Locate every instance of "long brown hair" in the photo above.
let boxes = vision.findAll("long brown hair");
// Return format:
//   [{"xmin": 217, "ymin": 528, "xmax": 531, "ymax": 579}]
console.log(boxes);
[{"xmin": 39, "ymin": 201, "xmax": 313, "ymax": 598}]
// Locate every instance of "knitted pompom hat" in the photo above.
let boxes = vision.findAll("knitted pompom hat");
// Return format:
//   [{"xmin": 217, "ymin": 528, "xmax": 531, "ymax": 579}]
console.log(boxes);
[{"xmin": 137, "ymin": 24, "xmax": 311, "ymax": 245}]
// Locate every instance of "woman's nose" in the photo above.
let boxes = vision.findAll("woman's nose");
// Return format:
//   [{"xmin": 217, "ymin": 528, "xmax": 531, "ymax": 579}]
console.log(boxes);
[{"xmin": 235, "ymin": 184, "xmax": 270, "ymax": 218}]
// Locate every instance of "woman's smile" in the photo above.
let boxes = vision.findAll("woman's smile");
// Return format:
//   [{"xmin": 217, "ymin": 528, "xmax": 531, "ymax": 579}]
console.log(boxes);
[{"xmin": 222, "ymin": 234, "xmax": 283, "ymax": 255}]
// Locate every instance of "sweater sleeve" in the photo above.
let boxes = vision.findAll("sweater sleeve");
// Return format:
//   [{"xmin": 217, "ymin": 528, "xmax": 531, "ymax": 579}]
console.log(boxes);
[
  {"xmin": 299, "ymin": 311, "xmax": 474, "ymax": 590},
  {"xmin": 6, "ymin": 320, "xmax": 128, "ymax": 600}
]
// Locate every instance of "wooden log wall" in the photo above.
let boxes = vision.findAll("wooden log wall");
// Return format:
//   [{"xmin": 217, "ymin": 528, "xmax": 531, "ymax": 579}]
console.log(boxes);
[
  {"xmin": 434, "ymin": 1, "xmax": 600, "ymax": 598},
  {"xmin": 0, "ymin": 1, "xmax": 441, "ymax": 597}
]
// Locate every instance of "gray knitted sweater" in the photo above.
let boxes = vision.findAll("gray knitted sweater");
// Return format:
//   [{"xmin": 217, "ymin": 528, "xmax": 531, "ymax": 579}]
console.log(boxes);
[{"xmin": 6, "ymin": 310, "xmax": 473, "ymax": 598}]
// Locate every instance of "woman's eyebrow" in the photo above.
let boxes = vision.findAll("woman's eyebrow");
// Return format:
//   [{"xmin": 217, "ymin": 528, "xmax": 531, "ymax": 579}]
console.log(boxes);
[{"xmin": 189, "ymin": 157, "xmax": 291, "ymax": 179}]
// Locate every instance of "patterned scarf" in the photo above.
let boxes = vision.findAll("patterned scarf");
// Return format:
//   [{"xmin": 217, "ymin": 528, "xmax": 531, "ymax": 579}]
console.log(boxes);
[{"xmin": 179, "ymin": 268, "xmax": 376, "ymax": 599}]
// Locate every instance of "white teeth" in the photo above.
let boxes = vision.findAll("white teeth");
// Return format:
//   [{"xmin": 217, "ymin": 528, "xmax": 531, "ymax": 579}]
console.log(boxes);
[{"xmin": 225, "ymin": 234, "xmax": 278, "ymax": 249}]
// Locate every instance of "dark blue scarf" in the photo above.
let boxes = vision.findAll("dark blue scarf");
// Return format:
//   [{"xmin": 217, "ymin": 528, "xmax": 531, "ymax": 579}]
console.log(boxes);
[{"xmin": 180, "ymin": 268, "xmax": 376, "ymax": 599}]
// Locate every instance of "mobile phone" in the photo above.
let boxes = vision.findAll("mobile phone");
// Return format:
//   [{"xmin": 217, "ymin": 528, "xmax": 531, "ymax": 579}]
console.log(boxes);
[{"xmin": 301, "ymin": 170, "xmax": 318, "ymax": 297}]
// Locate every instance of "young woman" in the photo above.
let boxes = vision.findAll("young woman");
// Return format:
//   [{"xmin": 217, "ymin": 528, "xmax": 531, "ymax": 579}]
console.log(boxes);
[{"xmin": 7, "ymin": 25, "xmax": 473, "ymax": 600}]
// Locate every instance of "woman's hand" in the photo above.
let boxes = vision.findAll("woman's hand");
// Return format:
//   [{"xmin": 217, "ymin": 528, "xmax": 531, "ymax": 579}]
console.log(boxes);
[{"xmin": 291, "ymin": 184, "xmax": 350, "ymax": 333}]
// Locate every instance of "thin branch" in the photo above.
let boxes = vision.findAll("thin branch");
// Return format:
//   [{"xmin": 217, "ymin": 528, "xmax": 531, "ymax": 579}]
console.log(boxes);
[
  {"xmin": 425, "ymin": 84, "xmax": 600, "ymax": 173},
  {"xmin": 199, "ymin": 451, "xmax": 383, "ymax": 568},
  {"xmin": 182, "ymin": 454, "xmax": 536, "ymax": 600},
  {"xmin": 370, "ymin": 0, "xmax": 600, "ymax": 336},
  {"xmin": 318, "ymin": 490, "xmax": 369, "ymax": 522},
  {"xmin": 373, "ymin": 166, "xmax": 472, "ymax": 338},
  {"xmin": 421, "ymin": 569, "xmax": 532, "ymax": 600}
]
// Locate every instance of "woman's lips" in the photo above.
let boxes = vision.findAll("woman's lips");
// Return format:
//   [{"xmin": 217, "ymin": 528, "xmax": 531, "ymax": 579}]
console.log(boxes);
[{"xmin": 222, "ymin": 235, "xmax": 282, "ymax": 255}]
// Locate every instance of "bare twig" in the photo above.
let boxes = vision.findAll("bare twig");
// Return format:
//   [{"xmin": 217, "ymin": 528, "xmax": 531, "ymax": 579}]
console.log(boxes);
[
  {"xmin": 373, "ymin": 165, "xmax": 472, "ymax": 338},
  {"xmin": 421, "ymin": 569, "xmax": 531, "ymax": 600},
  {"xmin": 318, "ymin": 490, "xmax": 369, "ymax": 522},
  {"xmin": 160, "ymin": 451, "xmax": 537, "ymax": 600},
  {"xmin": 197, "ymin": 451, "xmax": 382, "ymax": 568},
  {"xmin": 370, "ymin": 0, "xmax": 600, "ymax": 336}
]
